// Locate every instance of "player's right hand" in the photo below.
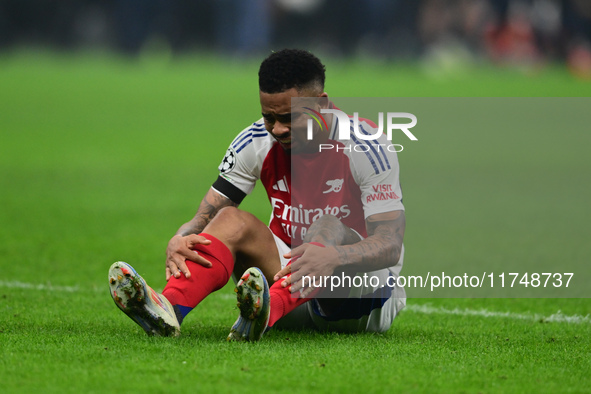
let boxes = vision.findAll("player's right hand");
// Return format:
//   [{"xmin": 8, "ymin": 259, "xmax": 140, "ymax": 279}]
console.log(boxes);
[{"xmin": 165, "ymin": 234, "xmax": 212, "ymax": 281}]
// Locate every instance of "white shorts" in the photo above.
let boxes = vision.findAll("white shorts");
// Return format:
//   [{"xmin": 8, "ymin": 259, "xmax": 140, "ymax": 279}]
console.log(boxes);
[{"xmin": 270, "ymin": 229, "xmax": 406, "ymax": 333}]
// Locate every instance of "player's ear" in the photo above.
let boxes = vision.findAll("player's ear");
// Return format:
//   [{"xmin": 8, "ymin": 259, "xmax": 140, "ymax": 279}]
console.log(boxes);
[{"xmin": 318, "ymin": 94, "xmax": 329, "ymax": 108}]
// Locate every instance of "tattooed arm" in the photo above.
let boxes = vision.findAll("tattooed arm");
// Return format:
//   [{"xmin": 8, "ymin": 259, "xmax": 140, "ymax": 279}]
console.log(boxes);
[
  {"xmin": 336, "ymin": 210, "xmax": 405, "ymax": 272},
  {"xmin": 276, "ymin": 210, "xmax": 405, "ymax": 293},
  {"xmin": 175, "ymin": 188, "xmax": 238, "ymax": 236},
  {"xmin": 165, "ymin": 188, "xmax": 238, "ymax": 281}
]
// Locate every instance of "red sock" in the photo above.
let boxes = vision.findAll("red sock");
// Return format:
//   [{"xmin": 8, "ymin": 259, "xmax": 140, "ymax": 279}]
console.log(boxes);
[
  {"xmin": 268, "ymin": 279, "xmax": 311, "ymax": 327},
  {"xmin": 267, "ymin": 242, "xmax": 325, "ymax": 327},
  {"xmin": 162, "ymin": 233, "xmax": 233, "ymax": 316}
]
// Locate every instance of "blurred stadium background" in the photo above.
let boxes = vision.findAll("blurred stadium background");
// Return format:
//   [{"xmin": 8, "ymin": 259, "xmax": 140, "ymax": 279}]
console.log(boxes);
[{"xmin": 1, "ymin": 0, "xmax": 590, "ymax": 77}]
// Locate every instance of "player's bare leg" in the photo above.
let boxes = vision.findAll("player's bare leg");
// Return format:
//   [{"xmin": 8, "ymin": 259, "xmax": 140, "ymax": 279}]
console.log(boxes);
[{"xmin": 197, "ymin": 206, "xmax": 283, "ymax": 283}]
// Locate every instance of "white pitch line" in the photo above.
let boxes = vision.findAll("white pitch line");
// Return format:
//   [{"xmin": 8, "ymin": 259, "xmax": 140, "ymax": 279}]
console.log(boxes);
[
  {"xmin": 402, "ymin": 303, "xmax": 591, "ymax": 324},
  {"xmin": 0, "ymin": 280, "xmax": 87, "ymax": 293},
  {"xmin": 1, "ymin": 280, "xmax": 589, "ymax": 325}
]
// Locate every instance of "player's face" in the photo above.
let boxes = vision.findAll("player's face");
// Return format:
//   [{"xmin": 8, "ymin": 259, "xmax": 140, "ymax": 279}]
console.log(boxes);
[{"xmin": 260, "ymin": 88, "xmax": 326, "ymax": 153}]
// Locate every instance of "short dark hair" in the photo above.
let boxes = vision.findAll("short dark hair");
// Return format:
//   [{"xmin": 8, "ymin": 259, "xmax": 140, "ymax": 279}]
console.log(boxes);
[{"xmin": 258, "ymin": 49, "xmax": 326, "ymax": 94}]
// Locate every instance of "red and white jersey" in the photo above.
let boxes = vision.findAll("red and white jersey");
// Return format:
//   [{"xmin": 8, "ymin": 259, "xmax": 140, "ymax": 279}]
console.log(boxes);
[{"xmin": 213, "ymin": 115, "xmax": 404, "ymax": 248}]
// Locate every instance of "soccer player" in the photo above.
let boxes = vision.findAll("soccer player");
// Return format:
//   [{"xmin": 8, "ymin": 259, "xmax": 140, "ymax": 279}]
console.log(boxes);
[{"xmin": 108, "ymin": 48, "xmax": 406, "ymax": 340}]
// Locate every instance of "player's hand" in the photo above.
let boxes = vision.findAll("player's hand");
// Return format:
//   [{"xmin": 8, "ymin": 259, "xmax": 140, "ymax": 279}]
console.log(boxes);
[
  {"xmin": 165, "ymin": 234, "xmax": 212, "ymax": 281},
  {"xmin": 275, "ymin": 243, "xmax": 340, "ymax": 297}
]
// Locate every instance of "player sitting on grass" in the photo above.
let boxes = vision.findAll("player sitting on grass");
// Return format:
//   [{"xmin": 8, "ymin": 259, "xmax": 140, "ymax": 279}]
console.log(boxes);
[{"xmin": 108, "ymin": 48, "xmax": 407, "ymax": 340}]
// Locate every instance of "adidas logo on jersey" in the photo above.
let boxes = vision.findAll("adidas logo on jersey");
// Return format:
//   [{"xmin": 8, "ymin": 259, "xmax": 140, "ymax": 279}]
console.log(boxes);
[{"xmin": 272, "ymin": 176, "xmax": 289, "ymax": 193}]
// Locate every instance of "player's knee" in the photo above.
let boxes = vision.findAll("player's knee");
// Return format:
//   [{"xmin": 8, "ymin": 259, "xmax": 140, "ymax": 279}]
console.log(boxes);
[
  {"xmin": 311, "ymin": 214, "xmax": 342, "ymax": 228},
  {"xmin": 305, "ymin": 214, "xmax": 360, "ymax": 245},
  {"xmin": 305, "ymin": 214, "xmax": 342, "ymax": 240},
  {"xmin": 215, "ymin": 206, "xmax": 241, "ymax": 221},
  {"xmin": 209, "ymin": 207, "xmax": 246, "ymax": 235},
  {"xmin": 213, "ymin": 206, "xmax": 250, "ymax": 229},
  {"xmin": 211, "ymin": 206, "xmax": 260, "ymax": 241}
]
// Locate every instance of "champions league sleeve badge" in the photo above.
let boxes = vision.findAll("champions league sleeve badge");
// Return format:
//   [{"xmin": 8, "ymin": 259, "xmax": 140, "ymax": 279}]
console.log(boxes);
[{"xmin": 219, "ymin": 147, "xmax": 237, "ymax": 173}]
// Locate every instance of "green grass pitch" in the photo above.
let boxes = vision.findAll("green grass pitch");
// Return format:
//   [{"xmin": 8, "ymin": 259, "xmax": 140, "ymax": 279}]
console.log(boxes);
[{"xmin": 0, "ymin": 51, "xmax": 590, "ymax": 393}]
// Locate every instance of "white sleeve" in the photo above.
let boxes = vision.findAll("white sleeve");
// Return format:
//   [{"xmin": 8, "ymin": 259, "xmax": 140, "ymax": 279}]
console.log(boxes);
[
  {"xmin": 348, "ymin": 134, "xmax": 405, "ymax": 219},
  {"xmin": 215, "ymin": 120, "xmax": 272, "ymax": 197}
]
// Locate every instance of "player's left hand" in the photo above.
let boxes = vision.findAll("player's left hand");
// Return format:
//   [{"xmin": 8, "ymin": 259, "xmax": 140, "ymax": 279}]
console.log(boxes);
[{"xmin": 275, "ymin": 243, "xmax": 341, "ymax": 298}]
